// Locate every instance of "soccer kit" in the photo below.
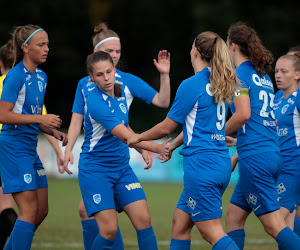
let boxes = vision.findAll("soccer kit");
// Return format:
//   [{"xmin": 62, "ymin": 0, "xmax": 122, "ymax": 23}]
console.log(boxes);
[
  {"xmin": 0, "ymin": 60, "xmax": 48, "ymax": 194},
  {"xmin": 73, "ymin": 70, "xmax": 158, "ymax": 217},
  {"xmin": 230, "ymin": 61, "xmax": 281, "ymax": 216},
  {"xmin": 274, "ymin": 88, "xmax": 300, "ymax": 212},
  {"xmin": 167, "ymin": 67, "xmax": 231, "ymax": 222}
]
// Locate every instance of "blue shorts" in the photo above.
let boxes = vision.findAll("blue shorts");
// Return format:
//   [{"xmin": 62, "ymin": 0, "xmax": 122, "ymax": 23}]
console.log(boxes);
[
  {"xmin": 230, "ymin": 151, "xmax": 282, "ymax": 217},
  {"xmin": 177, "ymin": 153, "xmax": 231, "ymax": 222},
  {"xmin": 0, "ymin": 141, "xmax": 48, "ymax": 194},
  {"xmin": 276, "ymin": 157, "xmax": 300, "ymax": 212},
  {"xmin": 78, "ymin": 164, "xmax": 146, "ymax": 217}
]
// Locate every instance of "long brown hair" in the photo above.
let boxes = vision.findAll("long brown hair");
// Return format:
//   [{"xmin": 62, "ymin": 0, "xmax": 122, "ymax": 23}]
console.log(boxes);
[
  {"xmin": 228, "ymin": 22, "xmax": 273, "ymax": 76},
  {"xmin": 0, "ymin": 40, "xmax": 14, "ymax": 70},
  {"xmin": 86, "ymin": 51, "xmax": 121, "ymax": 97},
  {"xmin": 194, "ymin": 31, "xmax": 238, "ymax": 103}
]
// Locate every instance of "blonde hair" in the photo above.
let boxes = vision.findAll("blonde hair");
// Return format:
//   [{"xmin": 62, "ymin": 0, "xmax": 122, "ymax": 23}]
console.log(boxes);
[
  {"xmin": 278, "ymin": 52, "xmax": 300, "ymax": 83},
  {"xmin": 12, "ymin": 24, "xmax": 42, "ymax": 66},
  {"xmin": 195, "ymin": 31, "xmax": 238, "ymax": 103},
  {"xmin": 92, "ymin": 22, "xmax": 119, "ymax": 48}
]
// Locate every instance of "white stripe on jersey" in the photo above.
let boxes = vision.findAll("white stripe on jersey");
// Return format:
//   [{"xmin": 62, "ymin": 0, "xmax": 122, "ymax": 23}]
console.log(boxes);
[
  {"xmin": 89, "ymin": 115, "xmax": 106, "ymax": 152},
  {"xmin": 294, "ymin": 106, "xmax": 300, "ymax": 147},
  {"xmin": 185, "ymin": 101, "xmax": 198, "ymax": 146},
  {"xmin": 12, "ymin": 84, "xmax": 26, "ymax": 115},
  {"xmin": 124, "ymin": 85, "xmax": 133, "ymax": 110}
]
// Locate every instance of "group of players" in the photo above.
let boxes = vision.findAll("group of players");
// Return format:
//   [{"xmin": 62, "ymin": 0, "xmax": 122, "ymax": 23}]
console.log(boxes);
[{"xmin": 0, "ymin": 20, "xmax": 299, "ymax": 250}]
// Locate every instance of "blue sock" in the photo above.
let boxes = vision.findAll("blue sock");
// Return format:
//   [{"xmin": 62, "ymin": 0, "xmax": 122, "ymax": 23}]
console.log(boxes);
[
  {"xmin": 33, "ymin": 225, "xmax": 38, "ymax": 233},
  {"xmin": 294, "ymin": 216, "xmax": 300, "ymax": 238},
  {"xmin": 228, "ymin": 229, "xmax": 245, "ymax": 249},
  {"xmin": 136, "ymin": 226, "xmax": 158, "ymax": 250},
  {"xmin": 112, "ymin": 227, "xmax": 124, "ymax": 250},
  {"xmin": 4, "ymin": 219, "xmax": 35, "ymax": 250},
  {"xmin": 91, "ymin": 234, "xmax": 114, "ymax": 250},
  {"xmin": 82, "ymin": 219, "xmax": 99, "ymax": 250},
  {"xmin": 276, "ymin": 227, "xmax": 300, "ymax": 250},
  {"xmin": 170, "ymin": 239, "xmax": 191, "ymax": 249},
  {"xmin": 212, "ymin": 236, "xmax": 239, "ymax": 250}
]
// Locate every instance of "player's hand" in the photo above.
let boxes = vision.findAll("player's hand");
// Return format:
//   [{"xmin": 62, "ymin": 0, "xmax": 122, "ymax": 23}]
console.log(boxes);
[
  {"xmin": 225, "ymin": 136, "xmax": 237, "ymax": 147},
  {"xmin": 39, "ymin": 114, "xmax": 62, "ymax": 129},
  {"xmin": 63, "ymin": 150, "xmax": 74, "ymax": 175},
  {"xmin": 231, "ymin": 152, "xmax": 239, "ymax": 172},
  {"xmin": 53, "ymin": 130, "xmax": 68, "ymax": 147},
  {"xmin": 127, "ymin": 133, "xmax": 141, "ymax": 146},
  {"xmin": 56, "ymin": 152, "xmax": 65, "ymax": 174},
  {"xmin": 142, "ymin": 150, "xmax": 153, "ymax": 170},
  {"xmin": 153, "ymin": 50, "xmax": 171, "ymax": 74},
  {"xmin": 156, "ymin": 138, "xmax": 172, "ymax": 163}
]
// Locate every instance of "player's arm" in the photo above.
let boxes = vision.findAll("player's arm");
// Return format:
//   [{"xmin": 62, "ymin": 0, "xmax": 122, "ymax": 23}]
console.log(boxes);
[
  {"xmin": 63, "ymin": 113, "xmax": 84, "ymax": 175},
  {"xmin": 151, "ymin": 50, "xmax": 171, "ymax": 108},
  {"xmin": 225, "ymin": 88, "xmax": 250, "ymax": 136},
  {"xmin": 0, "ymin": 101, "xmax": 61, "ymax": 128}
]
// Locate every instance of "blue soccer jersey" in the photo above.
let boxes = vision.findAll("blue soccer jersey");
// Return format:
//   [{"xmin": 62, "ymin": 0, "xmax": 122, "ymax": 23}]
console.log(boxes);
[
  {"xmin": 274, "ymin": 88, "xmax": 300, "ymax": 162},
  {"xmin": 167, "ymin": 67, "xmax": 229, "ymax": 158},
  {"xmin": 230, "ymin": 61, "xmax": 279, "ymax": 159},
  {"xmin": 72, "ymin": 70, "xmax": 157, "ymax": 116},
  {"xmin": 0, "ymin": 60, "xmax": 47, "ymax": 147},
  {"xmin": 79, "ymin": 85, "xmax": 129, "ymax": 170}
]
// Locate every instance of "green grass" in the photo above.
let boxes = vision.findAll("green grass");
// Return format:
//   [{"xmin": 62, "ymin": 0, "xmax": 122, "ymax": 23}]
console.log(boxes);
[{"xmin": 31, "ymin": 179, "xmax": 277, "ymax": 249}]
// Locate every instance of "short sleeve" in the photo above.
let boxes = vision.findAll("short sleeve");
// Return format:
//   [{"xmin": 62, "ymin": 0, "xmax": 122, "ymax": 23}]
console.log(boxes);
[
  {"xmin": 86, "ymin": 92, "xmax": 122, "ymax": 132},
  {"xmin": 72, "ymin": 80, "xmax": 85, "ymax": 115},
  {"xmin": 167, "ymin": 79, "xmax": 201, "ymax": 124},
  {"xmin": 0, "ymin": 71, "xmax": 23, "ymax": 104},
  {"xmin": 124, "ymin": 73, "xmax": 157, "ymax": 104}
]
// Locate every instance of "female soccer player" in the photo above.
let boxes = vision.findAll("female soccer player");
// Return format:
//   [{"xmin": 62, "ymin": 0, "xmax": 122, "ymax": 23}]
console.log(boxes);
[
  {"xmin": 274, "ymin": 53, "xmax": 300, "ymax": 229},
  {"xmin": 128, "ymin": 31, "xmax": 239, "ymax": 250},
  {"xmin": 0, "ymin": 39, "xmax": 65, "ymax": 249},
  {"xmin": 63, "ymin": 22, "xmax": 170, "ymax": 250},
  {"xmin": 0, "ymin": 25, "xmax": 67, "ymax": 250},
  {"xmin": 224, "ymin": 22, "xmax": 300, "ymax": 249},
  {"xmin": 75, "ymin": 50, "xmax": 168, "ymax": 249}
]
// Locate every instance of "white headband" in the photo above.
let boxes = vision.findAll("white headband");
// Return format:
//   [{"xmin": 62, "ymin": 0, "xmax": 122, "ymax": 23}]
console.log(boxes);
[{"xmin": 94, "ymin": 37, "xmax": 120, "ymax": 49}]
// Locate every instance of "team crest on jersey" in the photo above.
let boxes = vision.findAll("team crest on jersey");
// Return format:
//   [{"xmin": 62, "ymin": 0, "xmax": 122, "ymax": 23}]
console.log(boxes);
[
  {"xmin": 206, "ymin": 83, "xmax": 213, "ymax": 96},
  {"xmin": 24, "ymin": 174, "xmax": 32, "ymax": 184},
  {"xmin": 93, "ymin": 194, "xmax": 101, "ymax": 204},
  {"xmin": 248, "ymin": 193, "xmax": 257, "ymax": 205},
  {"xmin": 38, "ymin": 81, "xmax": 44, "ymax": 92},
  {"xmin": 281, "ymin": 104, "xmax": 289, "ymax": 114},
  {"xmin": 119, "ymin": 103, "xmax": 127, "ymax": 114},
  {"xmin": 276, "ymin": 183, "xmax": 286, "ymax": 194},
  {"xmin": 187, "ymin": 197, "xmax": 196, "ymax": 210}
]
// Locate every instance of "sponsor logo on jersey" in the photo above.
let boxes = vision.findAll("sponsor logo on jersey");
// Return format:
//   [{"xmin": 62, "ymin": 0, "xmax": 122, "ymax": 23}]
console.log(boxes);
[
  {"xmin": 248, "ymin": 193, "xmax": 257, "ymax": 205},
  {"xmin": 93, "ymin": 194, "xmax": 101, "ymax": 204},
  {"xmin": 26, "ymin": 75, "xmax": 31, "ymax": 81},
  {"xmin": 277, "ymin": 127, "xmax": 288, "ymax": 136},
  {"xmin": 38, "ymin": 81, "xmax": 44, "ymax": 92},
  {"xmin": 119, "ymin": 103, "xmax": 127, "ymax": 114},
  {"xmin": 263, "ymin": 120, "xmax": 276, "ymax": 127},
  {"xmin": 24, "ymin": 174, "xmax": 32, "ymax": 184},
  {"xmin": 31, "ymin": 97, "xmax": 42, "ymax": 114},
  {"xmin": 252, "ymin": 74, "xmax": 273, "ymax": 89},
  {"xmin": 288, "ymin": 98, "xmax": 295, "ymax": 105},
  {"xmin": 211, "ymin": 134, "xmax": 225, "ymax": 140},
  {"xmin": 115, "ymin": 80, "xmax": 123, "ymax": 85},
  {"xmin": 125, "ymin": 183, "xmax": 142, "ymax": 191},
  {"xmin": 88, "ymin": 87, "xmax": 95, "ymax": 91},
  {"xmin": 276, "ymin": 183, "xmax": 286, "ymax": 194},
  {"xmin": 37, "ymin": 74, "xmax": 45, "ymax": 81},
  {"xmin": 187, "ymin": 197, "xmax": 196, "ymax": 210},
  {"xmin": 281, "ymin": 104, "xmax": 289, "ymax": 114}
]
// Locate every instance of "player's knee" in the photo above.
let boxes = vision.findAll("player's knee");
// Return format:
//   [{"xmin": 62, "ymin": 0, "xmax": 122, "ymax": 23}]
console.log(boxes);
[
  {"xmin": 78, "ymin": 201, "xmax": 89, "ymax": 220},
  {"xmin": 101, "ymin": 225, "xmax": 118, "ymax": 240}
]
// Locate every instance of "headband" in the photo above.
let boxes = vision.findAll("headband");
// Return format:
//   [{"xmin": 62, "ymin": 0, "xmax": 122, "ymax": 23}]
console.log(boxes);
[
  {"xmin": 21, "ymin": 28, "xmax": 44, "ymax": 49},
  {"xmin": 94, "ymin": 37, "xmax": 120, "ymax": 49}
]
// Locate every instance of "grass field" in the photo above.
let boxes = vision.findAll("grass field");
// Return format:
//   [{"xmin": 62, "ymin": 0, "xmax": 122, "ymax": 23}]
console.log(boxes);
[{"xmin": 30, "ymin": 179, "xmax": 277, "ymax": 249}]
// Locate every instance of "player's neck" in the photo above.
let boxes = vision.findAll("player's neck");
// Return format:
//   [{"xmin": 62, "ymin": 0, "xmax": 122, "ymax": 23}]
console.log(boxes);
[
  {"xmin": 23, "ymin": 57, "xmax": 38, "ymax": 73},
  {"xmin": 283, "ymin": 84, "xmax": 298, "ymax": 99}
]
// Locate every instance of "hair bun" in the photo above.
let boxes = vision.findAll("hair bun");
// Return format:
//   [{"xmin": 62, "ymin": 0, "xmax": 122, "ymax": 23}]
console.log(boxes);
[{"xmin": 94, "ymin": 22, "xmax": 108, "ymax": 33}]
